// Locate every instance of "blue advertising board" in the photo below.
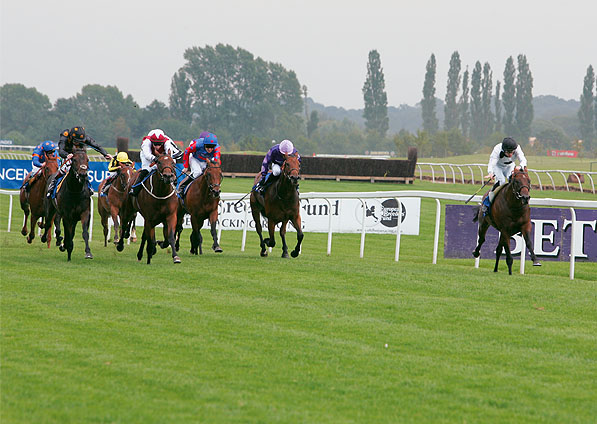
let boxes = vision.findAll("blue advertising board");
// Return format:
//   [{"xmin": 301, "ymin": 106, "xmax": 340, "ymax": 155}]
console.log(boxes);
[{"xmin": 444, "ymin": 204, "xmax": 597, "ymax": 262}]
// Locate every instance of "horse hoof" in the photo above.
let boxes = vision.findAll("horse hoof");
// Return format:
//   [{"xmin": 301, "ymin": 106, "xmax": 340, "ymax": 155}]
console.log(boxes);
[
  {"xmin": 21, "ymin": 229, "xmax": 27, "ymax": 236},
  {"xmin": 533, "ymin": 261, "xmax": 542, "ymax": 266},
  {"xmin": 291, "ymin": 250, "xmax": 299, "ymax": 258},
  {"xmin": 472, "ymin": 251, "xmax": 480, "ymax": 258},
  {"xmin": 59, "ymin": 245, "xmax": 65, "ymax": 252},
  {"xmin": 131, "ymin": 237, "xmax": 137, "ymax": 243},
  {"xmin": 85, "ymin": 253, "xmax": 93, "ymax": 259},
  {"xmin": 173, "ymin": 256, "xmax": 181, "ymax": 264},
  {"xmin": 260, "ymin": 251, "xmax": 268, "ymax": 257},
  {"xmin": 116, "ymin": 244, "xmax": 124, "ymax": 252},
  {"xmin": 213, "ymin": 246, "xmax": 223, "ymax": 253},
  {"xmin": 27, "ymin": 237, "xmax": 33, "ymax": 244},
  {"xmin": 41, "ymin": 235, "xmax": 47, "ymax": 243},
  {"xmin": 282, "ymin": 252, "xmax": 289, "ymax": 258}
]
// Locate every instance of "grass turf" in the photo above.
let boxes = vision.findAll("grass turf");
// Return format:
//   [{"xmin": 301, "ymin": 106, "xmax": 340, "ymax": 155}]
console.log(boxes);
[{"xmin": 1, "ymin": 179, "xmax": 596, "ymax": 423}]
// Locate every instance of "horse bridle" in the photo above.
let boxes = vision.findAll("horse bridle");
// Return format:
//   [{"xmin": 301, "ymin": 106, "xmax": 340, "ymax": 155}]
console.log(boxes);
[
  {"xmin": 282, "ymin": 155, "xmax": 300, "ymax": 179},
  {"xmin": 155, "ymin": 156, "xmax": 176, "ymax": 184},
  {"xmin": 511, "ymin": 171, "xmax": 531, "ymax": 201},
  {"xmin": 205, "ymin": 162, "xmax": 222, "ymax": 197},
  {"xmin": 70, "ymin": 152, "xmax": 89, "ymax": 184}
]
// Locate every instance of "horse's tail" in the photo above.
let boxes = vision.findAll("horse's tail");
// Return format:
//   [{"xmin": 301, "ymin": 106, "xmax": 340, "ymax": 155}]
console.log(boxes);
[{"xmin": 472, "ymin": 205, "xmax": 480, "ymax": 222}]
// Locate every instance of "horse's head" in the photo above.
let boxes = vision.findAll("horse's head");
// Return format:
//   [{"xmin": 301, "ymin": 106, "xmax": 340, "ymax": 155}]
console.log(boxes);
[
  {"xmin": 205, "ymin": 159, "xmax": 223, "ymax": 198},
  {"xmin": 282, "ymin": 154, "xmax": 300, "ymax": 187},
  {"xmin": 117, "ymin": 164, "xmax": 135, "ymax": 189},
  {"xmin": 43, "ymin": 151, "xmax": 59, "ymax": 175},
  {"xmin": 511, "ymin": 167, "xmax": 531, "ymax": 205},
  {"xmin": 70, "ymin": 149, "xmax": 89, "ymax": 184},
  {"xmin": 155, "ymin": 154, "xmax": 176, "ymax": 185}
]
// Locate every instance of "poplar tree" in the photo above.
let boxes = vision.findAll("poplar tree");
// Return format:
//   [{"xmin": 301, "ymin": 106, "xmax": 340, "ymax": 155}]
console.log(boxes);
[
  {"xmin": 494, "ymin": 80, "xmax": 502, "ymax": 133},
  {"xmin": 469, "ymin": 61, "xmax": 483, "ymax": 141},
  {"xmin": 444, "ymin": 51, "xmax": 461, "ymax": 130},
  {"xmin": 422, "ymin": 53, "xmax": 438, "ymax": 134},
  {"xmin": 481, "ymin": 62, "xmax": 493, "ymax": 138},
  {"xmin": 502, "ymin": 56, "xmax": 516, "ymax": 136},
  {"xmin": 362, "ymin": 49, "xmax": 389, "ymax": 136},
  {"xmin": 515, "ymin": 54, "xmax": 534, "ymax": 143},
  {"xmin": 578, "ymin": 64, "xmax": 595, "ymax": 150},
  {"xmin": 459, "ymin": 67, "xmax": 470, "ymax": 138}
]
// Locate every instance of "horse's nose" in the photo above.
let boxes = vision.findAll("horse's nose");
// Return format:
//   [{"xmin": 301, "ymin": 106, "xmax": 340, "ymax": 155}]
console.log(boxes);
[{"xmin": 522, "ymin": 195, "xmax": 530, "ymax": 204}]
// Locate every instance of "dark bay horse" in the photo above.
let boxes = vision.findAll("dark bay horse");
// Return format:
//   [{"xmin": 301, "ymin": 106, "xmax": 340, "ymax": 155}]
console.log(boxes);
[
  {"xmin": 178, "ymin": 159, "xmax": 223, "ymax": 255},
  {"xmin": 117, "ymin": 154, "xmax": 181, "ymax": 264},
  {"xmin": 20, "ymin": 153, "xmax": 58, "ymax": 245},
  {"xmin": 473, "ymin": 167, "xmax": 541, "ymax": 274},
  {"xmin": 250, "ymin": 154, "xmax": 303, "ymax": 258},
  {"xmin": 98, "ymin": 163, "xmax": 136, "ymax": 247},
  {"xmin": 41, "ymin": 148, "xmax": 93, "ymax": 261}
]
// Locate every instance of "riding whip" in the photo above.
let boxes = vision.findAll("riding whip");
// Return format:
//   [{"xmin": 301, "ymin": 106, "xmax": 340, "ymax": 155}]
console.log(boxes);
[
  {"xmin": 465, "ymin": 179, "xmax": 492, "ymax": 204},
  {"xmin": 233, "ymin": 191, "xmax": 252, "ymax": 207}
]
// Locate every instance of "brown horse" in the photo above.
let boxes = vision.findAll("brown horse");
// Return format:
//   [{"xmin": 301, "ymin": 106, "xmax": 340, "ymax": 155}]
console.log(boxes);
[
  {"xmin": 178, "ymin": 159, "xmax": 223, "ymax": 255},
  {"xmin": 98, "ymin": 163, "xmax": 136, "ymax": 247},
  {"xmin": 117, "ymin": 154, "xmax": 181, "ymax": 264},
  {"xmin": 20, "ymin": 152, "xmax": 58, "ymax": 245},
  {"xmin": 41, "ymin": 148, "xmax": 93, "ymax": 261},
  {"xmin": 473, "ymin": 167, "xmax": 541, "ymax": 274},
  {"xmin": 250, "ymin": 154, "xmax": 303, "ymax": 258}
]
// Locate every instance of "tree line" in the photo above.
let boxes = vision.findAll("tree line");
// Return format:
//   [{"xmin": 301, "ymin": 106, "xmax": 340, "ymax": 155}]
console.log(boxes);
[
  {"xmin": 1, "ymin": 44, "xmax": 595, "ymax": 157},
  {"xmin": 363, "ymin": 51, "xmax": 596, "ymax": 157}
]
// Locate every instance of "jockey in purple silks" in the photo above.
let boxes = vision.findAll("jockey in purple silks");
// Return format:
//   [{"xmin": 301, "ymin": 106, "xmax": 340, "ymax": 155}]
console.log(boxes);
[{"xmin": 253, "ymin": 139, "xmax": 301, "ymax": 194}]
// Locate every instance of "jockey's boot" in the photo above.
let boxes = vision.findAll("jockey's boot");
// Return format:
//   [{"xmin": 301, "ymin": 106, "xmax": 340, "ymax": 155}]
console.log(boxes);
[
  {"xmin": 101, "ymin": 176, "xmax": 115, "ymax": 196},
  {"xmin": 46, "ymin": 176, "xmax": 58, "ymax": 198},
  {"xmin": 178, "ymin": 175, "xmax": 193, "ymax": 197},
  {"xmin": 129, "ymin": 169, "xmax": 149, "ymax": 197},
  {"xmin": 481, "ymin": 183, "xmax": 500, "ymax": 216}
]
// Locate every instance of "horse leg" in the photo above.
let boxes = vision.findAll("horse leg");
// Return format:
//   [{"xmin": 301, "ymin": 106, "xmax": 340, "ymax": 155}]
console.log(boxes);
[
  {"xmin": 167, "ymin": 215, "xmax": 181, "ymax": 264},
  {"xmin": 63, "ymin": 220, "xmax": 75, "ymax": 261},
  {"xmin": 55, "ymin": 214, "xmax": 63, "ymax": 250},
  {"xmin": 251, "ymin": 204, "xmax": 267, "ymax": 257},
  {"xmin": 130, "ymin": 220, "xmax": 137, "ymax": 243},
  {"xmin": 137, "ymin": 228, "xmax": 147, "ymax": 262},
  {"xmin": 41, "ymin": 199, "xmax": 55, "ymax": 244},
  {"xmin": 100, "ymin": 211, "xmax": 109, "ymax": 247},
  {"xmin": 146, "ymin": 227, "xmax": 156, "ymax": 265},
  {"xmin": 266, "ymin": 220, "xmax": 276, "ymax": 248},
  {"xmin": 290, "ymin": 215, "xmax": 303, "ymax": 258},
  {"xmin": 209, "ymin": 211, "xmax": 223, "ymax": 253},
  {"xmin": 20, "ymin": 193, "xmax": 30, "ymax": 236},
  {"xmin": 81, "ymin": 210, "xmax": 93, "ymax": 259},
  {"xmin": 473, "ymin": 219, "xmax": 490, "ymax": 258},
  {"xmin": 279, "ymin": 221, "xmax": 289, "ymax": 258},
  {"xmin": 522, "ymin": 228, "xmax": 542, "ymax": 267},
  {"xmin": 117, "ymin": 209, "xmax": 133, "ymax": 252},
  {"xmin": 494, "ymin": 234, "xmax": 507, "ymax": 273},
  {"xmin": 110, "ymin": 205, "xmax": 120, "ymax": 245},
  {"xmin": 27, "ymin": 213, "xmax": 37, "ymax": 244},
  {"xmin": 501, "ymin": 233, "xmax": 514, "ymax": 275},
  {"xmin": 197, "ymin": 224, "xmax": 204, "ymax": 255}
]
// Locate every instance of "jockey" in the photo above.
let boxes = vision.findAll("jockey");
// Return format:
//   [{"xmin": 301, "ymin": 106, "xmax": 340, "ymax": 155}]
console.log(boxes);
[
  {"xmin": 178, "ymin": 132, "xmax": 221, "ymax": 195},
  {"xmin": 253, "ymin": 139, "xmax": 300, "ymax": 194},
  {"xmin": 129, "ymin": 129, "xmax": 183, "ymax": 196},
  {"xmin": 100, "ymin": 151, "xmax": 134, "ymax": 196},
  {"xmin": 482, "ymin": 137, "xmax": 528, "ymax": 215},
  {"xmin": 21, "ymin": 141, "xmax": 57, "ymax": 192},
  {"xmin": 47, "ymin": 126, "xmax": 112, "ymax": 197}
]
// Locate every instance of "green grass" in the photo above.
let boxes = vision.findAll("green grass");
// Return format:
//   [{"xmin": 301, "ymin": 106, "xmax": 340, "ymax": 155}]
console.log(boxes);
[{"xmin": 1, "ymin": 180, "xmax": 596, "ymax": 423}]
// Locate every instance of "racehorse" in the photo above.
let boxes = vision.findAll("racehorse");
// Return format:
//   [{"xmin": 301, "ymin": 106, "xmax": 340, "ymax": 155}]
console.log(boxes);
[
  {"xmin": 20, "ymin": 152, "xmax": 58, "ymax": 245},
  {"xmin": 473, "ymin": 167, "xmax": 541, "ymax": 274},
  {"xmin": 117, "ymin": 154, "xmax": 181, "ymax": 264},
  {"xmin": 178, "ymin": 159, "xmax": 223, "ymax": 255},
  {"xmin": 41, "ymin": 148, "xmax": 93, "ymax": 261},
  {"xmin": 249, "ymin": 153, "xmax": 303, "ymax": 258},
  {"xmin": 98, "ymin": 163, "xmax": 137, "ymax": 247}
]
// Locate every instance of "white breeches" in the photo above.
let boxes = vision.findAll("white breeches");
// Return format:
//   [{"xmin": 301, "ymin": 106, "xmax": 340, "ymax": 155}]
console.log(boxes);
[
  {"xmin": 141, "ymin": 156, "xmax": 158, "ymax": 172},
  {"xmin": 30, "ymin": 165, "xmax": 41, "ymax": 176},
  {"xmin": 189, "ymin": 156, "xmax": 207, "ymax": 178},
  {"xmin": 493, "ymin": 164, "xmax": 514, "ymax": 185},
  {"xmin": 107, "ymin": 171, "xmax": 117, "ymax": 178},
  {"xmin": 271, "ymin": 163, "xmax": 281, "ymax": 176}
]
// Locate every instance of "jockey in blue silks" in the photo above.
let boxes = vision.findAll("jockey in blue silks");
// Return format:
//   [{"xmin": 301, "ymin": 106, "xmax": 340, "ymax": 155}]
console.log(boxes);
[
  {"xmin": 178, "ymin": 132, "xmax": 221, "ymax": 196},
  {"xmin": 21, "ymin": 141, "xmax": 57, "ymax": 192},
  {"xmin": 253, "ymin": 139, "xmax": 300, "ymax": 194}
]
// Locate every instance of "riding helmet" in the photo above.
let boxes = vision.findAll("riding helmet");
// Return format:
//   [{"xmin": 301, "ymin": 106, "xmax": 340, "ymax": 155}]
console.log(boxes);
[
  {"xmin": 70, "ymin": 126, "xmax": 86, "ymax": 141},
  {"xmin": 145, "ymin": 129, "xmax": 167, "ymax": 144},
  {"xmin": 42, "ymin": 141, "xmax": 57, "ymax": 152},
  {"xmin": 502, "ymin": 137, "xmax": 518, "ymax": 152},
  {"xmin": 279, "ymin": 139, "xmax": 294, "ymax": 154},
  {"xmin": 116, "ymin": 151, "xmax": 133, "ymax": 164},
  {"xmin": 203, "ymin": 133, "xmax": 218, "ymax": 147}
]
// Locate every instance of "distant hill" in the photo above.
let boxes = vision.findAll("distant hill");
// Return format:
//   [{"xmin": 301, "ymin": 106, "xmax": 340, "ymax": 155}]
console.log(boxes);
[{"xmin": 307, "ymin": 95, "xmax": 579, "ymax": 135}]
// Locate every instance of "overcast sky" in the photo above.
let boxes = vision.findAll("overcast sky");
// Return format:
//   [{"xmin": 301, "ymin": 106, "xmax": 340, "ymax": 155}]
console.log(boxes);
[{"xmin": 1, "ymin": 0, "xmax": 595, "ymax": 110}]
